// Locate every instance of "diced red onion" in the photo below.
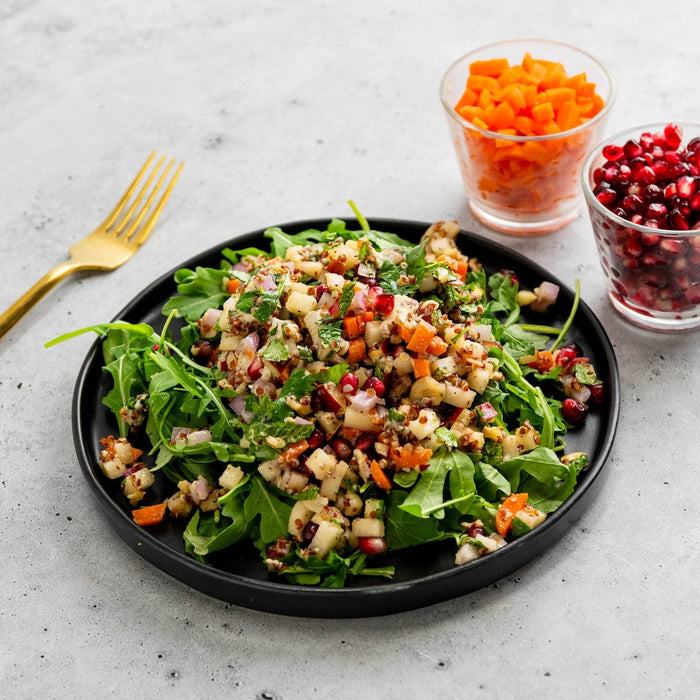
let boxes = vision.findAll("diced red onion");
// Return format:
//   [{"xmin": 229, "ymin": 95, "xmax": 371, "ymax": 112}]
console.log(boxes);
[
  {"xmin": 261, "ymin": 275, "xmax": 276, "ymax": 291},
  {"xmin": 171, "ymin": 427, "xmax": 193, "ymax": 444},
  {"xmin": 185, "ymin": 429, "xmax": 212, "ymax": 445},
  {"xmin": 252, "ymin": 378, "xmax": 276, "ymax": 396},
  {"xmin": 531, "ymin": 281, "xmax": 560, "ymax": 312},
  {"xmin": 349, "ymin": 290, "xmax": 367, "ymax": 312},
  {"xmin": 229, "ymin": 396, "xmax": 254, "ymax": 423},
  {"xmin": 189, "ymin": 476, "xmax": 211, "ymax": 504},
  {"xmin": 560, "ymin": 374, "xmax": 592, "ymax": 403},
  {"xmin": 349, "ymin": 390, "xmax": 378, "ymax": 412},
  {"xmin": 199, "ymin": 308, "xmax": 221, "ymax": 336}
]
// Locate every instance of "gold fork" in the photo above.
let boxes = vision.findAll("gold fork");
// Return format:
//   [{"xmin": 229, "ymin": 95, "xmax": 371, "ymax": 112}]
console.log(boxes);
[{"xmin": 0, "ymin": 153, "xmax": 184, "ymax": 340}]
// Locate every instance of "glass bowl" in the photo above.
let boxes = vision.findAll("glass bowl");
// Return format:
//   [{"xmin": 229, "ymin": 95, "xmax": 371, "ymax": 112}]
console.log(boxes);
[
  {"xmin": 440, "ymin": 39, "xmax": 615, "ymax": 235},
  {"xmin": 582, "ymin": 122, "xmax": 700, "ymax": 332}
]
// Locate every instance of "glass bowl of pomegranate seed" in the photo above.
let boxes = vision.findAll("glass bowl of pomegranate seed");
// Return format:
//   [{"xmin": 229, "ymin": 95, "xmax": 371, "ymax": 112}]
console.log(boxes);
[
  {"xmin": 582, "ymin": 122, "xmax": 700, "ymax": 331},
  {"xmin": 440, "ymin": 39, "xmax": 615, "ymax": 235}
]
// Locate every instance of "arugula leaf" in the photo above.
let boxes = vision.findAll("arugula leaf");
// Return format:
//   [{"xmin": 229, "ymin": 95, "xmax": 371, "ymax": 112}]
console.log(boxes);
[
  {"xmin": 385, "ymin": 491, "xmax": 452, "ymax": 550},
  {"xmin": 264, "ymin": 226, "xmax": 324, "ymax": 257},
  {"xmin": 183, "ymin": 495, "xmax": 251, "ymax": 559},
  {"xmin": 162, "ymin": 266, "xmax": 229, "ymax": 321},
  {"xmin": 496, "ymin": 446, "xmax": 577, "ymax": 513},
  {"xmin": 244, "ymin": 476, "xmax": 292, "ymax": 542},
  {"xmin": 399, "ymin": 455, "xmax": 449, "ymax": 519}
]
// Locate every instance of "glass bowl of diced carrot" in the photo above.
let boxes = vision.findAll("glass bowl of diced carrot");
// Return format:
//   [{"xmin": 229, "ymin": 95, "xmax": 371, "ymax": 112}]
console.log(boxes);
[{"xmin": 440, "ymin": 39, "xmax": 615, "ymax": 235}]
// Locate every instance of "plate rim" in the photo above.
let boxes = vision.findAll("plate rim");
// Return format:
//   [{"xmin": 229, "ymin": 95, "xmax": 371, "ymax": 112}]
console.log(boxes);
[{"xmin": 72, "ymin": 217, "xmax": 620, "ymax": 617}]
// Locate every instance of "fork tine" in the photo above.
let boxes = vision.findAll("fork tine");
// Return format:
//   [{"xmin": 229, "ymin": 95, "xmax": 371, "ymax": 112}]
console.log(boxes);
[
  {"xmin": 101, "ymin": 152, "xmax": 158, "ymax": 231},
  {"xmin": 123, "ymin": 159, "xmax": 184, "ymax": 247},
  {"xmin": 110, "ymin": 154, "xmax": 167, "ymax": 236}
]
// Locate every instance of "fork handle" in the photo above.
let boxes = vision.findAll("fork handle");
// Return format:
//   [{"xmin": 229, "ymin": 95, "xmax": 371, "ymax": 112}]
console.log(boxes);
[{"xmin": 0, "ymin": 261, "xmax": 80, "ymax": 340}]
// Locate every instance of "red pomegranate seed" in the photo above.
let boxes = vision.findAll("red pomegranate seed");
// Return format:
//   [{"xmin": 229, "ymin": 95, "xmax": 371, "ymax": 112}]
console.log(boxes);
[
  {"xmin": 307, "ymin": 429, "xmax": 325, "ymax": 449},
  {"xmin": 646, "ymin": 202, "xmax": 668, "ymax": 220},
  {"xmin": 589, "ymin": 384, "xmax": 606, "ymax": 404},
  {"xmin": 247, "ymin": 356, "xmax": 264, "ymax": 379},
  {"xmin": 658, "ymin": 238, "xmax": 686, "ymax": 255},
  {"xmin": 373, "ymin": 293, "xmax": 395, "ymax": 316},
  {"xmin": 675, "ymin": 175, "xmax": 697, "ymax": 200},
  {"xmin": 602, "ymin": 144, "xmax": 625, "ymax": 161},
  {"xmin": 339, "ymin": 372, "xmax": 359, "ymax": 395},
  {"xmin": 330, "ymin": 437, "xmax": 353, "ymax": 459},
  {"xmin": 355, "ymin": 433, "xmax": 375, "ymax": 452},
  {"xmin": 315, "ymin": 283, "xmax": 330, "ymax": 300},
  {"xmin": 669, "ymin": 209, "xmax": 690, "ymax": 230},
  {"xmin": 358, "ymin": 537, "xmax": 387, "ymax": 555},
  {"xmin": 596, "ymin": 188, "xmax": 618, "ymax": 207},
  {"xmin": 685, "ymin": 284, "xmax": 700, "ymax": 304},
  {"xmin": 562, "ymin": 398, "xmax": 587, "ymax": 425},
  {"xmin": 664, "ymin": 123, "xmax": 683, "ymax": 149},
  {"xmin": 623, "ymin": 139, "xmax": 644, "ymax": 159},
  {"xmin": 363, "ymin": 375, "xmax": 386, "ymax": 397}
]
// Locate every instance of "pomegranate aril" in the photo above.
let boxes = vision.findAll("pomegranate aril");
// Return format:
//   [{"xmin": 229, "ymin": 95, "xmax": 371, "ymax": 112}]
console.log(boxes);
[
  {"xmin": 623, "ymin": 139, "xmax": 644, "ymax": 159},
  {"xmin": 643, "ymin": 184, "xmax": 663, "ymax": 202},
  {"xmin": 588, "ymin": 384, "xmax": 606, "ymax": 404},
  {"xmin": 307, "ymin": 429, "xmax": 325, "ymax": 449},
  {"xmin": 330, "ymin": 437, "xmax": 353, "ymax": 459},
  {"xmin": 664, "ymin": 123, "xmax": 683, "ymax": 149},
  {"xmin": 675, "ymin": 175, "xmax": 697, "ymax": 199},
  {"xmin": 363, "ymin": 375, "xmax": 386, "ymax": 397},
  {"xmin": 602, "ymin": 144, "xmax": 625, "ymax": 161},
  {"xmin": 339, "ymin": 372, "xmax": 359, "ymax": 395},
  {"xmin": 372, "ymin": 293, "xmax": 395, "ymax": 315},
  {"xmin": 658, "ymin": 238, "xmax": 686, "ymax": 254},
  {"xmin": 621, "ymin": 194, "xmax": 644, "ymax": 213},
  {"xmin": 302, "ymin": 522, "xmax": 318, "ymax": 544},
  {"xmin": 646, "ymin": 202, "xmax": 668, "ymax": 220},
  {"xmin": 668, "ymin": 209, "xmax": 690, "ymax": 230},
  {"xmin": 596, "ymin": 188, "xmax": 618, "ymax": 207},
  {"xmin": 562, "ymin": 398, "xmax": 587, "ymax": 425},
  {"xmin": 358, "ymin": 537, "xmax": 387, "ymax": 556}
]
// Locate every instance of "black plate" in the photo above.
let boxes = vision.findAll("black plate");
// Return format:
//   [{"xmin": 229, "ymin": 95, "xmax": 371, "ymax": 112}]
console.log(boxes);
[{"xmin": 72, "ymin": 218, "xmax": 620, "ymax": 618}]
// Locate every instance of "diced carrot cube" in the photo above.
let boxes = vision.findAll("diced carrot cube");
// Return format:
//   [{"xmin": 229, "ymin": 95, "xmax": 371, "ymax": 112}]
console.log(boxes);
[
  {"xmin": 466, "ymin": 74, "xmax": 500, "ymax": 93},
  {"xmin": 469, "ymin": 57, "xmax": 510, "ymax": 76},
  {"xmin": 531, "ymin": 101, "xmax": 555, "ymax": 122},
  {"xmin": 491, "ymin": 100, "xmax": 515, "ymax": 129}
]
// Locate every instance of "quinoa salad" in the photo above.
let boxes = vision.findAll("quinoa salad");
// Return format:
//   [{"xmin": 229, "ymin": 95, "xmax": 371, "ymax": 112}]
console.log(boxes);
[{"xmin": 55, "ymin": 215, "xmax": 606, "ymax": 587}]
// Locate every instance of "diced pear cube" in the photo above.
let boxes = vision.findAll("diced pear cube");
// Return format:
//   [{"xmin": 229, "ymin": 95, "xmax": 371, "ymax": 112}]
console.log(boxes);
[
  {"xmin": 307, "ymin": 520, "xmax": 343, "ymax": 558},
  {"xmin": 305, "ymin": 448, "xmax": 338, "ymax": 480},
  {"xmin": 285, "ymin": 290, "xmax": 318, "ymax": 316},
  {"xmin": 467, "ymin": 366, "xmax": 491, "ymax": 394},
  {"xmin": 219, "ymin": 465, "xmax": 245, "ymax": 491},
  {"xmin": 319, "ymin": 461, "xmax": 349, "ymax": 500},
  {"xmin": 351, "ymin": 517, "xmax": 385, "ymax": 539},
  {"xmin": 288, "ymin": 500, "xmax": 315, "ymax": 539},
  {"xmin": 408, "ymin": 408, "xmax": 441, "ymax": 441}
]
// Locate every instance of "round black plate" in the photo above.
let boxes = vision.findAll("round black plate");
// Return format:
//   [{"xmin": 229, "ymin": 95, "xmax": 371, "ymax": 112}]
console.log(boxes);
[{"xmin": 72, "ymin": 218, "xmax": 620, "ymax": 618}]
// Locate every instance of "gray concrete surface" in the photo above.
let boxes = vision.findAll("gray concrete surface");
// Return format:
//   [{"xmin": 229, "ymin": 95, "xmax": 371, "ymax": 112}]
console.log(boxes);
[{"xmin": 1, "ymin": 1, "xmax": 698, "ymax": 697}]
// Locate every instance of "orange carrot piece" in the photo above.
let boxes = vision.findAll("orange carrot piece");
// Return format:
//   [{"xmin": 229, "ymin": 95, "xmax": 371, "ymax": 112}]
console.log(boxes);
[
  {"xmin": 346, "ymin": 337, "xmax": 366, "ymax": 364},
  {"xmin": 477, "ymin": 88, "xmax": 493, "ymax": 110},
  {"xmin": 133, "ymin": 502, "xmax": 167, "ymax": 527},
  {"xmin": 370, "ymin": 460, "xmax": 393, "ymax": 490},
  {"xmin": 426, "ymin": 335, "xmax": 449, "ymax": 356},
  {"xmin": 406, "ymin": 320, "xmax": 437, "ymax": 353},
  {"xmin": 389, "ymin": 445, "xmax": 433, "ymax": 470},
  {"xmin": 279, "ymin": 438, "xmax": 309, "ymax": 464},
  {"xmin": 466, "ymin": 74, "xmax": 500, "ymax": 93},
  {"xmin": 491, "ymin": 100, "xmax": 515, "ymax": 129},
  {"xmin": 495, "ymin": 493, "xmax": 529, "ymax": 537},
  {"xmin": 531, "ymin": 101, "xmax": 554, "ymax": 122},
  {"xmin": 226, "ymin": 278, "xmax": 241, "ymax": 294},
  {"xmin": 454, "ymin": 88, "xmax": 478, "ymax": 111},
  {"xmin": 397, "ymin": 324, "xmax": 414, "ymax": 344},
  {"xmin": 413, "ymin": 356, "xmax": 431, "ymax": 378},
  {"xmin": 469, "ymin": 57, "xmax": 510, "ymax": 76}
]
